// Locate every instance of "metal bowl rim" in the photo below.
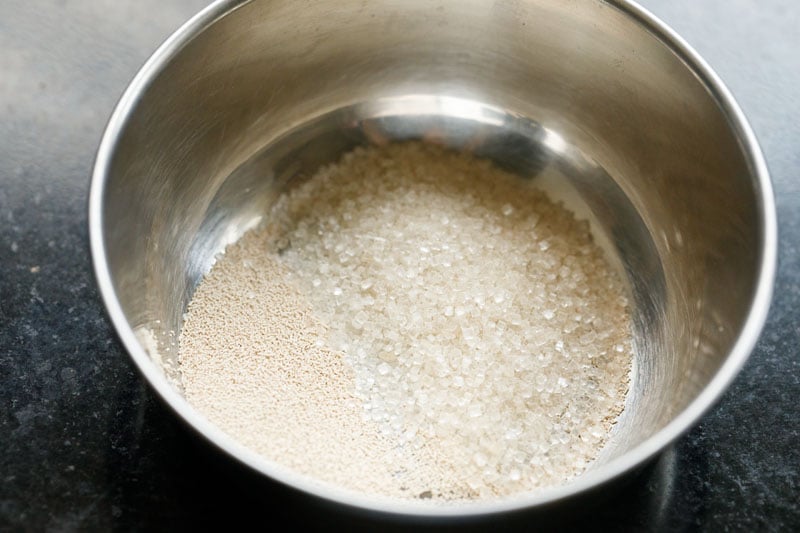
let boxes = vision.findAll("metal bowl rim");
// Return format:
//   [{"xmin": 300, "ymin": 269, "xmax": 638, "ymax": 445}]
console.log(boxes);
[{"xmin": 88, "ymin": 0, "xmax": 777, "ymax": 517}]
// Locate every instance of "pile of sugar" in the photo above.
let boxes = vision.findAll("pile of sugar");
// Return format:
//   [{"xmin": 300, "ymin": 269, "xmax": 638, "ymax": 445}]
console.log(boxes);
[{"xmin": 179, "ymin": 142, "xmax": 633, "ymax": 501}]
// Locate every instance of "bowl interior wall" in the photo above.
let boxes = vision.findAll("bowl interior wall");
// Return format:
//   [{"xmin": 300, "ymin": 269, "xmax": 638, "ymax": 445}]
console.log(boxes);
[{"xmin": 101, "ymin": 0, "xmax": 763, "ymax": 485}]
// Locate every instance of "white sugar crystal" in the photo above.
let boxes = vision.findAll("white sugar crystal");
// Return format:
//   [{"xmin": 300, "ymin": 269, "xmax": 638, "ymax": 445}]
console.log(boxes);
[
  {"xmin": 474, "ymin": 452, "xmax": 488, "ymax": 468},
  {"xmin": 467, "ymin": 404, "xmax": 484, "ymax": 418}
]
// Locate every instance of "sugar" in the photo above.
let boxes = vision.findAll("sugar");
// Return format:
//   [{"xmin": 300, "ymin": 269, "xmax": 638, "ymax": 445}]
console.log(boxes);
[{"xmin": 178, "ymin": 142, "xmax": 633, "ymax": 502}]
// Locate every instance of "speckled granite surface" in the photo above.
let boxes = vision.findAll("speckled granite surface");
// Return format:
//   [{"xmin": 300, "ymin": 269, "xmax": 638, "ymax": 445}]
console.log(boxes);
[{"xmin": 1, "ymin": 0, "xmax": 797, "ymax": 530}]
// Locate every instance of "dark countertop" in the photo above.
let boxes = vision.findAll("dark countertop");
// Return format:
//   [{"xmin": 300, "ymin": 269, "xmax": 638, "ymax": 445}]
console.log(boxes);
[{"xmin": 1, "ymin": 0, "xmax": 797, "ymax": 530}]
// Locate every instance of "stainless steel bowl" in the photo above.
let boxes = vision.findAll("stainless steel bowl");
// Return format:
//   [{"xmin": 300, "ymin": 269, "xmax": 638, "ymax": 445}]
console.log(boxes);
[{"xmin": 89, "ymin": 0, "xmax": 776, "ymax": 518}]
